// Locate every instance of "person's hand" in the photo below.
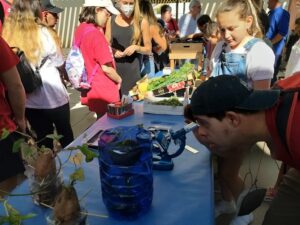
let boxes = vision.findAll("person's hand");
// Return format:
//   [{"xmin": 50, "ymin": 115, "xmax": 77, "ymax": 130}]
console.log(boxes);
[
  {"xmin": 168, "ymin": 31, "xmax": 177, "ymax": 39},
  {"xmin": 123, "ymin": 45, "xmax": 139, "ymax": 56},
  {"xmin": 114, "ymin": 50, "xmax": 125, "ymax": 58},
  {"xmin": 15, "ymin": 118, "xmax": 26, "ymax": 133}
]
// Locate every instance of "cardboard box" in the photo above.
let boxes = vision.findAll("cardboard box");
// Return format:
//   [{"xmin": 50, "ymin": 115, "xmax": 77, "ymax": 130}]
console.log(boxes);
[{"xmin": 170, "ymin": 42, "xmax": 203, "ymax": 53}]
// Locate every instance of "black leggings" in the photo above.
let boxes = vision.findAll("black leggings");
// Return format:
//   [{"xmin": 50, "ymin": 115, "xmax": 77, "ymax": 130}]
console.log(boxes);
[
  {"xmin": 26, "ymin": 103, "xmax": 74, "ymax": 149},
  {"xmin": 0, "ymin": 132, "xmax": 25, "ymax": 182}
]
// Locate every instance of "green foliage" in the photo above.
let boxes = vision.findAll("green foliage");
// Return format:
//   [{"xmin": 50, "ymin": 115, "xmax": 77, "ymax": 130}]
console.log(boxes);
[
  {"xmin": 67, "ymin": 144, "xmax": 98, "ymax": 163},
  {"xmin": 147, "ymin": 63, "xmax": 195, "ymax": 91},
  {"xmin": 46, "ymin": 134, "xmax": 63, "ymax": 142},
  {"xmin": 0, "ymin": 129, "xmax": 10, "ymax": 141},
  {"xmin": 152, "ymin": 97, "xmax": 183, "ymax": 106},
  {"xmin": 12, "ymin": 139, "xmax": 25, "ymax": 153},
  {"xmin": 0, "ymin": 200, "xmax": 36, "ymax": 225},
  {"xmin": 69, "ymin": 168, "xmax": 85, "ymax": 183}
]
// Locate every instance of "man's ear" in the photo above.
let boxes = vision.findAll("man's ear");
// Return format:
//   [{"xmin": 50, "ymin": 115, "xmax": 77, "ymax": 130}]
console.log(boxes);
[{"xmin": 225, "ymin": 111, "xmax": 241, "ymax": 127}]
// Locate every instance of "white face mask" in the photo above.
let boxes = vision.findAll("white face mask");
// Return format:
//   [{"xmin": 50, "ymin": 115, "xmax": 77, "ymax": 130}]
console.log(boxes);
[{"xmin": 120, "ymin": 4, "xmax": 134, "ymax": 18}]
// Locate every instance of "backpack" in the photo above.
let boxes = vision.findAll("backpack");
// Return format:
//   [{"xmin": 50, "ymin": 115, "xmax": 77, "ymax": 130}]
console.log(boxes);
[
  {"xmin": 273, "ymin": 72, "xmax": 300, "ymax": 150},
  {"xmin": 65, "ymin": 27, "xmax": 98, "ymax": 91},
  {"xmin": 12, "ymin": 47, "xmax": 48, "ymax": 94}
]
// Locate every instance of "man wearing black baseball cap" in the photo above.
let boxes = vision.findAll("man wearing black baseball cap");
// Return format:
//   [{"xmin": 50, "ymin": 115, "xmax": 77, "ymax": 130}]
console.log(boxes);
[
  {"xmin": 41, "ymin": 0, "xmax": 63, "ymax": 28},
  {"xmin": 185, "ymin": 75, "xmax": 300, "ymax": 225}
]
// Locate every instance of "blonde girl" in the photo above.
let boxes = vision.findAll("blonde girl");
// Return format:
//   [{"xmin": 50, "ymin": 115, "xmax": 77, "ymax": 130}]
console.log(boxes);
[
  {"xmin": 105, "ymin": 0, "xmax": 151, "ymax": 95},
  {"xmin": 2, "ymin": 0, "xmax": 73, "ymax": 149},
  {"xmin": 210, "ymin": 0, "xmax": 274, "ymax": 88}
]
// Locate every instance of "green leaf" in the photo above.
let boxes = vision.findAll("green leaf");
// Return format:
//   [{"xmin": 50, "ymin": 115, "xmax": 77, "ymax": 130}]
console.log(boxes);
[
  {"xmin": 0, "ymin": 128, "xmax": 10, "ymax": 140},
  {"xmin": 22, "ymin": 145, "xmax": 34, "ymax": 158},
  {"xmin": 12, "ymin": 138, "xmax": 25, "ymax": 153},
  {"xmin": 46, "ymin": 134, "xmax": 63, "ymax": 141},
  {"xmin": 20, "ymin": 213, "xmax": 36, "ymax": 220},
  {"xmin": 69, "ymin": 167, "xmax": 85, "ymax": 182},
  {"xmin": 78, "ymin": 144, "xmax": 99, "ymax": 163},
  {"xmin": 0, "ymin": 217, "xmax": 10, "ymax": 224},
  {"xmin": 2, "ymin": 201, "xmax": 36, "ymax": 225}
]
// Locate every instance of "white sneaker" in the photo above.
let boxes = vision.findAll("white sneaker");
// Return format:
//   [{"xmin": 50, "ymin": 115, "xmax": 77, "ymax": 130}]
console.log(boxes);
[
  {"xmin": 215, "ymin": 200, "xmax": 237, "ymax": 218},
  {"xmin": 229, "ymin": 213, "xmax": 254, "ymax": 225}
]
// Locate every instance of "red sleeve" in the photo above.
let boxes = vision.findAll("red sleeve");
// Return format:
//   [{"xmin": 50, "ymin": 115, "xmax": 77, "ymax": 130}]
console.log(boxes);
[
  {"xmin": 172, "ymin": 18, "xmax": 179, "ymax": 32},
  {"xmin": 0, "ymin": 36, "xmax": 19, "ymax": 73},
  {"xmin": 91, "ymin": 30, "xmax": 115, "ymax": 68}
]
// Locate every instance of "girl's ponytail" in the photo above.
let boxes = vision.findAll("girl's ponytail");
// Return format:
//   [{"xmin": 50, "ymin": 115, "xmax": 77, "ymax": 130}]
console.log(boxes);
[{"xmin": 247, "ymin": 0, "xmax": 263, "ymax": 38}]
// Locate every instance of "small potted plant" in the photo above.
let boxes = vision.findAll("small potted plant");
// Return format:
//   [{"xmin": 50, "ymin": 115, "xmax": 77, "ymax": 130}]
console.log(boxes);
[
  {"xmin": 47, "ymin": 146, "xmax": 99, "ymax": 225},
  {"xmin": 13, "ymin": 133, "xmax": 64, "ymax": 207}
]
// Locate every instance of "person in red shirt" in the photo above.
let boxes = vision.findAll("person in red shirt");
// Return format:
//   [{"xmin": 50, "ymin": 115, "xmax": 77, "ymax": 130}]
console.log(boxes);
[
  {"xmin": 0, "ymin": 0, "xmax": 12, "ymax": 33},
  {"xmin": 186, "ymin": 75, "xmax": 300, "ymax": 225},
  {"xmin": 160, "ymin": 4, "xmax": 180, "ymax": 39},
  {"xmin": 0, "ymin": 36, "xmax": 26, "ymax": 182},
  {"xmin": 74, "ymin": 0, "xmax": 122, "ymax": 118}
]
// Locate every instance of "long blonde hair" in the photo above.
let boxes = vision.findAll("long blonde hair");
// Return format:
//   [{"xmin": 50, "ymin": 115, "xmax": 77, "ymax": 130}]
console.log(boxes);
[
  {"xmin": 216, "ymin": 0, "xmax": 263, "ymax": 38},
  {"xmin": 2, "ymin": 0, "xmax": 44, "ymax": 66},
  {"xmin": 139, "ymin": 0, "xmax": 157, "ymax": 26},
  {"xmin": 132, "ymin": 0, "xmax": 142, "ymax": 45}
]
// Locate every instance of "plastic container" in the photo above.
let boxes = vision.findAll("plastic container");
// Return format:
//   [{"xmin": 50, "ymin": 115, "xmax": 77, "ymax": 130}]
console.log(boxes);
[{"xmin": 98, "ymin": 125, "xmax": 153, "ymax": 220}]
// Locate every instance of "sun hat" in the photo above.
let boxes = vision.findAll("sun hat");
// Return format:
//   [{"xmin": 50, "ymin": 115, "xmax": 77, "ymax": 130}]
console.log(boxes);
[
  {"xmin": 41, "ymin": 0, "xmax": 64, "ymax": 14},
  {"xmin": 191, "ymin": 75, "xmax": 281, "ymax": 115},
  {"xmin": 83, "ymin": 0, "xmax": 120, "ymax": 15}
]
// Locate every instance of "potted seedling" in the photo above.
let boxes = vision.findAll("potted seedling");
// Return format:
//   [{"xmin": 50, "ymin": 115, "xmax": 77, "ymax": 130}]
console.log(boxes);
[
  {"xmin": 13, "ymin": 133, "xmax": 64, "ymax": 207},
  {"xmin": 47, "ymin": 145, "xmax": 99, "ymax": 225}
]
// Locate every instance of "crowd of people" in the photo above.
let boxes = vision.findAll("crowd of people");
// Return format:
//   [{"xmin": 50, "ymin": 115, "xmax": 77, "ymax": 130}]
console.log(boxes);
[{"xmin": 0, "ymin": 0, "xmax": 300, "ymax": 224}]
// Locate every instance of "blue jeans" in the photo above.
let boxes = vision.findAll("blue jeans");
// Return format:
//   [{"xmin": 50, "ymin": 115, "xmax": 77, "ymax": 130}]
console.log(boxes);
[{"xmin": 141, "ymin": 55, "xmax": 155, "ymax": 78}]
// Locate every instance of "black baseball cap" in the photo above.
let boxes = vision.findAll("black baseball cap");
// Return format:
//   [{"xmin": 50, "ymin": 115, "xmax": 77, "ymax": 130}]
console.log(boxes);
[
  {"xmin": 191, "ymin": 75, "xmax": 281, "ymax": 115},
  {"xmin": 41, "ymin": 0, "xmax": 64, "ymax": 14}
]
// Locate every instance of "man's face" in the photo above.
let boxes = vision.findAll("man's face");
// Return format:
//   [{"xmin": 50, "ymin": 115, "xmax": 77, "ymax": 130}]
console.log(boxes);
[
  {"xmin": 268, "ymin": 0, "xmax": 277, "ymax": 10},
  {"xmin": 43, "ymin": 11, "xmax": 59, "ymax": 28},
  {"xmin": 190, "ymin": 2, "xmax": 201, "ymax": 17},
  {"xmin": 192, "ymin": 114, "xmax": 241, "ymax": 157}
]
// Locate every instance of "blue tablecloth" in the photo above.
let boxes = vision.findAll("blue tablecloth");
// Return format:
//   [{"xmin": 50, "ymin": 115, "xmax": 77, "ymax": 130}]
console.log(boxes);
[{"xmin": 0, "ymin": 103, "xmax": 214, "ymax": 225}]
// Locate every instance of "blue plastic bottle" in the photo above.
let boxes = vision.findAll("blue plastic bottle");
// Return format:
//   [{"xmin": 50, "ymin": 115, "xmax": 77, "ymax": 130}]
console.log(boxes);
[{"xmin": 98, "ymin": 125, "xmax": 153, "ymax": 220}]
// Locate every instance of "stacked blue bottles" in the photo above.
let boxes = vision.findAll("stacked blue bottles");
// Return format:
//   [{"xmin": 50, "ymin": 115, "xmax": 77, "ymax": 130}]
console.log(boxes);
[{"xmin": 98, "ymin": 125, "xmax": 153, "ymax": 220}]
